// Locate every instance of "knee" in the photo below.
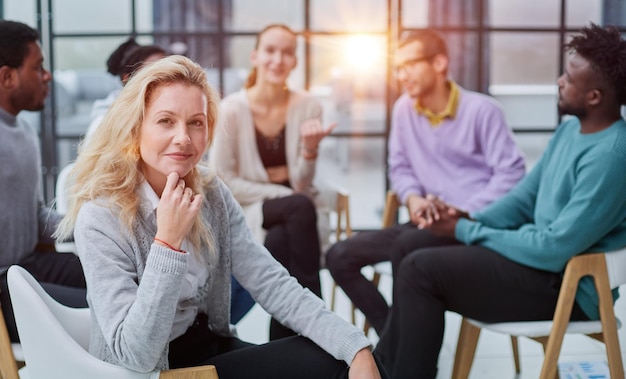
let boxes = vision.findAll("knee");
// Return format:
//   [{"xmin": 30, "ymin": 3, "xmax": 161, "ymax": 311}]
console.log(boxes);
[
  {"xmin": 288, "ymin": 194, "xmax": 317, "ymax": 223},
  {"xmin": 396, "ymin": 249, "xmax": 440, "ymax": 293},
  {"xmin": 389, "ymin": 234, "xmax": 416, "ymax": 272},
  {"xmin": 325, "ymin": 241, "xmax": 355, "ymax": 275},
  {"xmin": 390, "ymin": 229, "xmax": 432, "ymax": 267}
]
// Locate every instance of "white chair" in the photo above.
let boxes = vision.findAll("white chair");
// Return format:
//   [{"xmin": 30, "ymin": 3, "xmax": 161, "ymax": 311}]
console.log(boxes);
[
  {"xmin": 54, "ymin": 162, "xmax": 74, "ymax": 215},
  {"xmin": 0, "ymin": 162, "xmax": 78, "ymax": 378},
  {"xmin": 360, "ymin": 191, "xmax": 400, "ymax": 334},
  {"xmin": 7, "ymin": 265, "xmax": 218, "ymax": 379},
  {"xmin": 318, "ymin": 188, "xmax": 353, "ymax": 265},
  {"xmin": 328, "ymin": 190, "xmax": 396, "ymax": 334},
  {"xmin": 327, "ymin": 190, "xmax": 354, "ymax": 318},
  {"xmin": 452, "ymin": 249, "xmax": 626, "ymax": 379},
  {"xmin": 54, "ymin": 162, "xmax": 76, "ymax": 253}
]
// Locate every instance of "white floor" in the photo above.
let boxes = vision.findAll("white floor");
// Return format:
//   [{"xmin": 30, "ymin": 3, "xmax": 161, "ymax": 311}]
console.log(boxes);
[{"xmin": 235, "ymin": 268, "xmax": 626, "ymax": 379}]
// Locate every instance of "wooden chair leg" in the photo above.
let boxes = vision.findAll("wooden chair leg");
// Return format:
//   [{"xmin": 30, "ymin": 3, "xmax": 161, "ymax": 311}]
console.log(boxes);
[
  {"xmin": 535, "ymin": 337, "xmax": 559, "ymax": 379},
  {"xmin": 603, "ymin": 324, "xmax": 625, "ymax": 379},
  {"xmin": 362, "ymin": 271, "xmax": 382, "ymax": 335},
  {"xmin": 586, "ymin": 255, "xmax": 624, "ymax": 379},
  {"xmin": 362, "ymin": 318, "xmax": 370, "ymax": 336},
  {"xmin": 451, "ymin": 318, "xmax": 481, "ymax": 379},
  {"xmin": 510, "ymin": 336, "xmax": 521, "ymax": 374},
  {"xmin": 330, "ymin": 277, "xmax": 357, "ymax": 327},
  {"xmin": 159, "ymin": 365, "xmax": 218, "ymax": 379},
  {"xmin": 0, "ymin": 308, "xmax": 20, "ymax": 379}
]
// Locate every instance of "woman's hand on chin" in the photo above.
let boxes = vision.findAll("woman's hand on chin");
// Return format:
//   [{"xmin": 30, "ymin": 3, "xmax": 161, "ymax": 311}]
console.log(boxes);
[{"xmin": 154, "ymin": 172, "xmax": 203, "ymax": 251}]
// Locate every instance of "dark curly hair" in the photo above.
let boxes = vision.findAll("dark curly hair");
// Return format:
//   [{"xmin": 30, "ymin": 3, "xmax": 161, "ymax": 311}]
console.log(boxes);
[
  {"xmin": 0, "ymin": 20, "xmax": 40, "ymax": 68},
  {"xmin": 566, "ymin": 23, "xmax": 626, "ymax": 106},
  {"xmin": 106, "ymin": 38, "xmax": 166, "ymax": 81}
]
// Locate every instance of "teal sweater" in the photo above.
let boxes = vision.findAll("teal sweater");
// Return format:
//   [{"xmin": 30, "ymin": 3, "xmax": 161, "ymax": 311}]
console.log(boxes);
[{"xmin": 456, "ymin": 117, "xmax": 626, "ymax": 320}]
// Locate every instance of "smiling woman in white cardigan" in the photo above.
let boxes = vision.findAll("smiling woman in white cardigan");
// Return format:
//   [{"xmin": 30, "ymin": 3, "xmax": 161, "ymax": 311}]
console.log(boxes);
[{"xmin": 211, "ymin": 24, "xmax": 336, "ymax": 340}]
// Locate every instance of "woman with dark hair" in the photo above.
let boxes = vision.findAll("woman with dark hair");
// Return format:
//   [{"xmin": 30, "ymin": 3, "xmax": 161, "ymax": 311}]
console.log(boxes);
[
  {"xmin": 85, "ymin": 38, "xmax": 167, "ymax": 139},
  {"xmin": 210, "ymin": 24, "xmax": 336, "ymax": 340}
]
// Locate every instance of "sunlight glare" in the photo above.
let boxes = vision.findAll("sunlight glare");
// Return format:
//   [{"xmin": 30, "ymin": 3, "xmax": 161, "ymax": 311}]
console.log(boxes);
[{"xmin": 343, "ymin": 35, "xmax": 385, "ymax": 72}]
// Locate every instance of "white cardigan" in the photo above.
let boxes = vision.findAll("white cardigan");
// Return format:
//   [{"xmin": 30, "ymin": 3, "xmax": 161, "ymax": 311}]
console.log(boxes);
[{"xmin": 210, "ymin": 89, "xmax": 333, "ymax": 254}]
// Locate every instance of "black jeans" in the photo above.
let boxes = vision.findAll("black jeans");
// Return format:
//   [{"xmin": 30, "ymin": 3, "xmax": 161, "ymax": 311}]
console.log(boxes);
[
  {"xmin": 326, "ymin": 223, "xmax": 424, "ymax": 333},
  {"xmin": 0, "ymin": 249, "xmax": 87, "ymax": 342},
  {"xmin": 374, "ymin": 230, "xmax": 590, "ymax": 379},
  {"xmin": 169, "ymin": 313, "xmax": 390, "ymax": 379},
  {"xmin": 262, "ymin": 194, "xmax": 322, "ymax": 340}
]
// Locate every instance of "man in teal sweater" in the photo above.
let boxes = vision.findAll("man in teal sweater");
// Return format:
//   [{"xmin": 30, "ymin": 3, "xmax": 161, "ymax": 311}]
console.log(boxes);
[{"xmin": 375, "ymin": 23, "xmax": 626, "ymax": 379}]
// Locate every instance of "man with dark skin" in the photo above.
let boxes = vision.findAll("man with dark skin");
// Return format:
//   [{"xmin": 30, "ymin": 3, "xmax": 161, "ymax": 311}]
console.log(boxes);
[
  {"xmin": 375, "ymin": 23, "xmax": 626, "ymax": 379},
  {"xmin": 0, "ymin": 20, "xmax": 86, "ymax": 343}
]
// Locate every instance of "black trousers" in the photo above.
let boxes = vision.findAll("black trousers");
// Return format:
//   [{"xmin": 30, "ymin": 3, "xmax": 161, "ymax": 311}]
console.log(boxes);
[
  {"xmin": 374, "ymin": 229, "xmax": 589, "ymax": 379},
  {"xmin": 169, "ymin": 313, "xmax": 390, "ymax": 379},
  {"xmin": 262, "ymin": 194, "xmax": 322, "ymax": 340},
  {"xmin": 325, "ymin": 223, "xmax": 420, "ymax": 333},
  {"xmin": 0, "ymin": 249, "xmax": 87, "ymax": 342}
]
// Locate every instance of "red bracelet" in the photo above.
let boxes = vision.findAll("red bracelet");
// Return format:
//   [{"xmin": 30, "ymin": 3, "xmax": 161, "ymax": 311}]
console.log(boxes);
[
  {"xmin": 302, "ymin": 149, "xmax": 318, "ymax": 160},
  {"xmin": 154, "ymin": 238, "xmax": 185, "ymax": 253}
]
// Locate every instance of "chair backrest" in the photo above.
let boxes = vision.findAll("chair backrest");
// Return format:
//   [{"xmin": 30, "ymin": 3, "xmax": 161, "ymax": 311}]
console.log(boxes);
[
  {"xmin": 55, "ymin": 162, "xmax": 75, "ymax": 214},
  {"xmin": 334, "ymin": 190, "xmax": 352, "ymax": 241},
  {"xmin": 382, "ymin": 191, "xmax": 401, "ymax": 228},
  {"xmin": 606, "ymin": 247, "xmax": 626, "ymax": 288},
  {"xmin": 7, "ymin": 266, "xmax": 156, "ymax": 379},
  {"xmin": 319, "ymin": 188, "xmax": 353, "ymax": 267}
]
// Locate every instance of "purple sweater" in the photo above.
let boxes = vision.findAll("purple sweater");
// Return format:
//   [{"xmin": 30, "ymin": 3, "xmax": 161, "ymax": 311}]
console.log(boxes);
[{"xmin": 388, "ymin": 87, "xmax": 525, "ymax": 212}]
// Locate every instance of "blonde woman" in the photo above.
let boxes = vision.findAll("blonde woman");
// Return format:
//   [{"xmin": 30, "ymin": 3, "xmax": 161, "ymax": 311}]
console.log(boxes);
[
  {"xmin": 55, "ymin": 55, "xmax": 384, "ymax": 379},
  {"xmin": 211, "ymin": 24, "xmax": 336, "ymax": 340}
]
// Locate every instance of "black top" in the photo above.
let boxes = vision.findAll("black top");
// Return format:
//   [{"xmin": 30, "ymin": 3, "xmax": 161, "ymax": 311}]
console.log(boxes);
[{"xmin": 255, "ymin": 125, "xmax": 290, "ymax": 187}]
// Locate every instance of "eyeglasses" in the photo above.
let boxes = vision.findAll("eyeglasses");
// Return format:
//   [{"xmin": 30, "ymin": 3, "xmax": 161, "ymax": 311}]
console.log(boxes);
[{"xmin": 393, "ymin": 55, "xmax": 434, "ymax": 76}]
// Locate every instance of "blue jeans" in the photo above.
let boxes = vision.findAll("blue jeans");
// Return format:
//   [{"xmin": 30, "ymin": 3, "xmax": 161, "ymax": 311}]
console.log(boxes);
[{"xmin": 230, "ymin": 276, "xmax": 254, "ymax": 324}]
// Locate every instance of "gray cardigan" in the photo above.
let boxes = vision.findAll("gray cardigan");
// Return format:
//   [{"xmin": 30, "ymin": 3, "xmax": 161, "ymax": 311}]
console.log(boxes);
[{"xmin": 74, "ymin": 177, "xmax": 370, "ymax": 372}]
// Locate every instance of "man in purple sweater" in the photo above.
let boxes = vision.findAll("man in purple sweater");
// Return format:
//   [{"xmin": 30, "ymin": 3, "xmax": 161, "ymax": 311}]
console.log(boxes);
[{"xmin": 326, "ymin": 29, "xmax": 525, "ymax": 334}]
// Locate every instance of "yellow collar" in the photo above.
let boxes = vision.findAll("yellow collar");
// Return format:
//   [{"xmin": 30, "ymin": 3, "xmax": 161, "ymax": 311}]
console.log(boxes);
[{"xmin": 414, "ymin": 81, "xmax": 460, "ymax": 127}]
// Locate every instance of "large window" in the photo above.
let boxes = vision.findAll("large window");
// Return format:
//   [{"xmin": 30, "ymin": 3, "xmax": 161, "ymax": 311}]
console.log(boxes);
[{"xmin": 3, "ymin": 0, "xmax": 625, "ymax": 229}]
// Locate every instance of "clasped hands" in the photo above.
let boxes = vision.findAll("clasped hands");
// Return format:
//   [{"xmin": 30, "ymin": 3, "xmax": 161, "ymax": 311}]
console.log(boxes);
[{"xmin": 407, "ymin": 194, "xmax": 470, "ymax": 237}]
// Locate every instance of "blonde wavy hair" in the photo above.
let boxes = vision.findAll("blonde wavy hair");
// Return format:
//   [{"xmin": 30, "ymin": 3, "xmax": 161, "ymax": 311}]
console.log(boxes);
[{"xmin": 55, "ymin": 55, "xmax": 219, "ymax": 255}]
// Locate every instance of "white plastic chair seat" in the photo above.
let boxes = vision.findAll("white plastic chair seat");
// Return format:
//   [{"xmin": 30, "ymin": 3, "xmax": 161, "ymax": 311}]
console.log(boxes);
[
  {"xmin": 54, "ymin": 163, "xmax": 77, "ymax": 254},
  {"xmin": 467, "ymin": 317, "xmax": 622, "ymax": 338},
  {"xmin": 11, "ymin": 343, "xmax": 23, "ymax": 362},
  {"xmin": 7, "ymin": 265, "xmax": 216, "ymax": 379},
  {"xmin": 54, "ymin": 163, "xmax": 74, "ymax": 215},
  {"xmin": 453, "ymin": 248, "xmax": 626, "ymax": 379},
  {"xmin": 372, "ymin": 261, "xmax": 392, "ymax": 276},
  {"xmin": 17, "ymin": 366, "xmax": 29, "ymax": 379}
]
